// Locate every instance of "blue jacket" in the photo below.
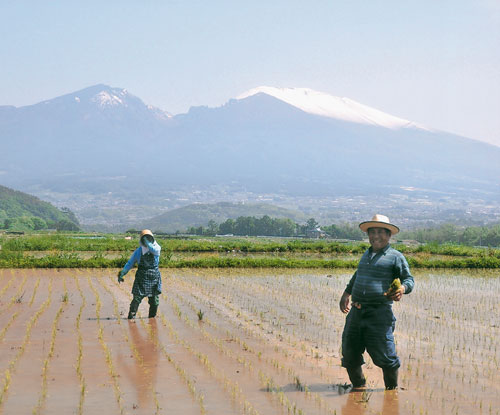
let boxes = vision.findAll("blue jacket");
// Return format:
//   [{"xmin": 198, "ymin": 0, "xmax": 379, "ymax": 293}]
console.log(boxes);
[{"xmin": 121, "ymin": 240, "xmax": 161, "ymax": 275}]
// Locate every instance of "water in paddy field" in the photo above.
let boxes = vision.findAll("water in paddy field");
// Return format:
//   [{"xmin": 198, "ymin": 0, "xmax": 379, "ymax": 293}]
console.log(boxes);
[{"xmin": 0, "ymin": 268, "xmax": 498, "ymax": 414}]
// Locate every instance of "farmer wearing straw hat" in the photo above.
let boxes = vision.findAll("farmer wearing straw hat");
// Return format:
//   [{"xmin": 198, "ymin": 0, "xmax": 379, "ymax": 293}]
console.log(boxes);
[
  {"xmin": 117, "ymin": 229, "xmax": 162, "ymax": 319},
  {"xmin": 339, "ymin": 214, "xmax": 414, "ymax": 390}
]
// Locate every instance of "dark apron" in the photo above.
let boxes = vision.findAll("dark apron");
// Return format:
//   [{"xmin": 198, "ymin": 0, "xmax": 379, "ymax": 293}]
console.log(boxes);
[{"xmin": 132, "ymin": 251, "xmax": 162, "ymax": 297}]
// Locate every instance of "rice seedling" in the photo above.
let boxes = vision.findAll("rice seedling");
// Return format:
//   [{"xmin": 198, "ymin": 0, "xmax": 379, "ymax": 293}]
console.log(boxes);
[
  {"xmin": 32, "ymin": 277, "xmax": 66, "ymax": 415},
  {"xmin": 197, "ymin": 309, "xmax": 205, "ymax": 321},
  {"xmin": 0, "ymin": 278, "xmax": 52, "ymax": 408},
  {"xmin": 87, "ymin": 274, "xmax": 125, "ymax": 414}
]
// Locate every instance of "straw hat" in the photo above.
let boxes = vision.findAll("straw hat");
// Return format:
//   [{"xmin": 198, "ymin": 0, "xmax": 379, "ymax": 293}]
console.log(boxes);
[
  {"xmin": 359, "ymin": 214, "xmax": 399, "ymax": 235},
  {"xmin": 140, "ymin": 229, "xmax": 154, "ymax": 241}
]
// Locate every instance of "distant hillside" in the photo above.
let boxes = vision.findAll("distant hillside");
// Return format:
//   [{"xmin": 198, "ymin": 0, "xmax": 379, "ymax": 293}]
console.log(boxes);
[
  {"xmin": 0, "ymin": 184, "xmax": 80, "ymax": 231},
  {"xmin": 142, "ymin": 202, "xmax": 307, "ymax": 233},
  {"xmin": 2, "ymin": 84, "xmax": 500, "ymax": 229}
]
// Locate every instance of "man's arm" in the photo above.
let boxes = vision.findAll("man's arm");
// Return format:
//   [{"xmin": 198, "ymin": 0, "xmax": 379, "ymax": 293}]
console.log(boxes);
[
  {"xmin": 339, "ymin": 271, "xmax": 357, "ymax": 313},
  {"xmin": 388, "ymin": 254, "xmax": 414, "ymax": 301}
]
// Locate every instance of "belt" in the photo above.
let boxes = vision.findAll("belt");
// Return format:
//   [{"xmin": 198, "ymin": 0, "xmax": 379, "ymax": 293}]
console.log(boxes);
[{"xmin": 352, "ymin": 302, "xmax": 386, "ymax": 309}]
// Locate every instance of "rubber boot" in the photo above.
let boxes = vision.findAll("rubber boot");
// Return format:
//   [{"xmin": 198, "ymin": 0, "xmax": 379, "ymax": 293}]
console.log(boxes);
[
  {"xmin": 128, "ymin": 301, "xmax": 139, "ymax": 319},
  {"xmin": 383, "ymin": 367, "xmax": 398, "ymax": 390},
  {"xmin": 148, "ymin": 304, "xmax": 158, "ymax": 318},
  {"xmin": 346, "ymin": 366, "xmax": 366, "ymax": 388}
]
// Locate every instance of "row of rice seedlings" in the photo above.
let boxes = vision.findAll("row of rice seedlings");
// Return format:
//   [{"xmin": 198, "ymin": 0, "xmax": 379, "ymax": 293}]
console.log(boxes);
[
  {"xmin": 98, "ymin": 274, "xmax": 162, "ymax": 414},
  {"xmin": 167, "ymin": 293, "xmax": 255, "ymax": 371},
  {"xmin": 73, "ymin": 273, "xmax": 87, "ymax": 415},
  {"xmin": 396, "ymin": 272, "xmax": 500, "ymax": 414},
  {"xmin": 32, "ymin": 276, "xmax": 67, "ymax": 415},
  {"xmin": 111, "ymin": 273, "xmax": 209, "ymax": 414},
  {"xmin": 127, "ymin": 278, "xmax": 259, "ymax": 415},
  {"xmin": 8, "ymin": 271, "xmax": 27, "ymax": 306},
  {"xmin": 174, "ymin": 273, "xmax": 340, "ymax": 386},
  {"xmin": 179, "ymin": 271, "xmax": 340, "ymax": 362},
  {"xmin": 227, "ymin": 274, "xmax": 342, "ymax": 353},
  {"xmin": 167, "ymin": 286, "xmax": 338, "ymax": 415},
  {"xmin": 86, "ymin": 273, "xmax": 125, "ymax": 414},
  {"xmin": 0, "ymin": 273, "xmax": 30, "ymax": 343},
  {"xmin": 28, "ymin": 276, "xmax": 41, "ymax": 307},
  {"xmin": 154, "ymin": 308, "xmax": 260, "ymax": 415},
  {"xmin": 178, "ymin": 269, "xmax": 500, "ymax": 414},
  {"xmin": 0, "ymin": 278, "xmax": 53, "ymax": 407},
  {"xmin": 111, "ymin": 274, "xmax": 208, "ymax": 414},
  {"xmin": 0, "ymin": 271, "xmax": 16, "ymax": 301},
  {"xmin": 170, "ymin": 284, "xmax": 340, "ymax": 415}
]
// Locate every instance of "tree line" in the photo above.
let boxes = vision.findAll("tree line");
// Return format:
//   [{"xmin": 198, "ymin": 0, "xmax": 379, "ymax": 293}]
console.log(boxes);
[
  {"xmin": 0, "ymin": 216, "xmax": 81, "ymax": 232},
  {"xmin": 186, "ymin": 216, "xmax": 500, "ymax": 247},
  {"xmin": 399, "ymin": 223, "xmax": 500, "ymax": 247},
  {"xmin": 186, "ymin": 216, "xmax": 365, "ymax": 240}
]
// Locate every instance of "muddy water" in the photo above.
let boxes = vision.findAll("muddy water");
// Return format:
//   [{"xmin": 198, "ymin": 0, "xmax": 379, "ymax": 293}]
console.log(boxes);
[{"xmin": 0, "ymin": 268, "xmax": 498, "ymax": 415}]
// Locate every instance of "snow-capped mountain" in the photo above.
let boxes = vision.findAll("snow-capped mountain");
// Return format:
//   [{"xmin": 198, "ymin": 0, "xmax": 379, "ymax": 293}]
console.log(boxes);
[
  {"xmin": 36, "ymin": 84, "xmax": 172, "ymax": 120},
  {"xmin": 238, "ymin": 86, "xmax": 428, "ymax": 130},
  {"xmin": 1, "ymin": 84, "xmax": 499, "ymax": 210}
]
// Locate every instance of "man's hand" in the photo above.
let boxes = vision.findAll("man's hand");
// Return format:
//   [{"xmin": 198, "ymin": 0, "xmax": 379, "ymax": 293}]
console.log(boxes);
[
  {"xmin": 387, "ymin": 284, "xmax": 405, "ymax": 301},
  {"xmin": 117, "ymin": 270, "xmax": 125, "ymax": 283},
  {"xmin": 339, "ymin": 291, "xmax": 351, "ymax": 314}
]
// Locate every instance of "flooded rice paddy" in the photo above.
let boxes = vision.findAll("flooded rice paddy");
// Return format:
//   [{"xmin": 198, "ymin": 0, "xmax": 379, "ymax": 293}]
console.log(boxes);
[{"xmin": 0, "ymin": 268, "xmax": 498, "ymax": 414}]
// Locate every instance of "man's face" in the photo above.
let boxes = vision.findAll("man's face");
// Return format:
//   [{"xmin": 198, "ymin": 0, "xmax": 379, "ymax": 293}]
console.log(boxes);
[{"xmin": 367, "ymin": 227, "xmax": 391, "ymax": 252}]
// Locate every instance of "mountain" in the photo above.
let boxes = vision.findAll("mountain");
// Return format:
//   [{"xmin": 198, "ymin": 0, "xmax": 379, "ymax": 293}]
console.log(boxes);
[
  {"xmin": 238, "ymin": 86, "xmax": 428, "ymax": 130},
  {"xmin": 0, "ymin": 184, "xmax": 80, "ymax": 231},
  {"xmin": 142, "ymin": 202, "xmax": 307, "ymax": 233},
  {"xmin": 0, "ymin": 84, "xmax": 171, "ymax": 185},
  {"xmin": 1, "ymin": 84, "xmax": 499, "ymax": 228}
]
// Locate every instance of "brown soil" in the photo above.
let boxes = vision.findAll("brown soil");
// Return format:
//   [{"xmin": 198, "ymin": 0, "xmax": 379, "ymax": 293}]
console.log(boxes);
[{"xmin": 0, "ymin": 268, "xmax": 498, "ymax": 415}]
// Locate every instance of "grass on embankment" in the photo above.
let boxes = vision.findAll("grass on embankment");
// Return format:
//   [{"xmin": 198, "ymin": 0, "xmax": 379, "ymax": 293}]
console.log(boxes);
[
  {"xmin": 1, "ymin": 234, "xmax": 499, "ymax": 268},
  {"xmin": 1, "ymin": 251, "xmax": 499, "ymax": 269}
]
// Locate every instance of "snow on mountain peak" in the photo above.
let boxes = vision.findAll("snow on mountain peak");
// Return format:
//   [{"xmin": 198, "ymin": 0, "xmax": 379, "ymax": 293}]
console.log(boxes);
[
  {"xmin": 91, "ymin": 90, "xmax": 126, "ymax": 108},
  {"xmin": 237, "ymin": 86, "xmax": 428, "ymax": 130}
]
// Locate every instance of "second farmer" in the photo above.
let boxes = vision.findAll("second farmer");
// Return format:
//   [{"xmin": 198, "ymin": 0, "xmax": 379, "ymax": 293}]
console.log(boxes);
[{"xmin": 117, "ymin": 229, "xmax": 162, "ymax": 319}]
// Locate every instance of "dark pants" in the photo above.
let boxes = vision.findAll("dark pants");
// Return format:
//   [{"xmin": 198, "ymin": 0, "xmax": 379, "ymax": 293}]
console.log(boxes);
[
  {"xmin": 341, "ymin": 304, "xmax": 400, "ymax": 369},
  {"xmin": 129, "ymin": 294, "xmax": 159, "ymax": 313}
]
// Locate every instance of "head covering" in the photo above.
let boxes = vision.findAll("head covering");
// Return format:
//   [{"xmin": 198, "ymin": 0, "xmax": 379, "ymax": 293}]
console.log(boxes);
[
  {"xmin": 140, "ymin": 229, "xmax": 154, "ymax": 239},
  {"xmin": 359, "ymin": 214, "xmax": 399, "ymax": 235},
  {"xmin": 140, "ymin": 229, "xmax": 155, "ymax": 244}
]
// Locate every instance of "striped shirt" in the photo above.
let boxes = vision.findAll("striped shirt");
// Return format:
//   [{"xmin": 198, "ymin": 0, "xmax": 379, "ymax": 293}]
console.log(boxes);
[{"xmin": 345, "ymin": 244, "xmax": 414, "ymax": 305}]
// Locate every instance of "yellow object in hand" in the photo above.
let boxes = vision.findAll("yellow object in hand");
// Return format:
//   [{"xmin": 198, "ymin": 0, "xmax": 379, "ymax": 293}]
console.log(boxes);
[{"xmin": 385, "ymin": 278, "xmax": 401, "ymax": 296}]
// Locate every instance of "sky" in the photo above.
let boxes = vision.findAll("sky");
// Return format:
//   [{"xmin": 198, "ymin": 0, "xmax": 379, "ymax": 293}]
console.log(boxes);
[{"xmin": 1, "ymin": 0, "xmax": 499, "ymax": 146}]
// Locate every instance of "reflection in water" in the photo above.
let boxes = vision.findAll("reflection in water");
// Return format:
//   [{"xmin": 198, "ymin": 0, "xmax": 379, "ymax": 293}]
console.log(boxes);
[
  {"xmin": 342, "ymin": 392, "xmax": 367, "ymax": 415},
  {"xmin": 381, "ymin": 390, "xmax": 399, "ymax": 415},
  {"xmin": 119, "ymin": 319, "xmax": 160, "ymax": 410},
  {"xmin": 341, "ymin": 390, "xmax": 399, "ymax": 415}
]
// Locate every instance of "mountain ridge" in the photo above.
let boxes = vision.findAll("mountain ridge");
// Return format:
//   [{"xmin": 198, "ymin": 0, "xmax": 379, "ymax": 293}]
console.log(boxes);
[
  {"xmin": 142, "ymin": 202, "xmax": 307, "ymax": 233},
  {"xmin": 237, "ymin": 86, "xmax": 429, "ymax": 131},
  {"xmin": 1, "ymin": 84, "xmax": 499, "ymax": 229},
  {"xmin": 0, "ymin": 184, "xmax": 80, "ymax": 231}
]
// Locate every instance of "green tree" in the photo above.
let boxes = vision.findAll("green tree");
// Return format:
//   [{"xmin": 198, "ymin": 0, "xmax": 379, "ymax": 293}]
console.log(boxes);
[
  {"xmin": 206, "ymin": 220, "xmax": 219, "ymax": 236},
  {"xmin": 306, "ymin": 218, "xmax": 319, "ymax": 230},
  {"xmin": 31, "ymin": 216, "xmax": 47, "ymax": 230},
  {"xmin": 56, "ymin": 219, "xmax": 80, "ymax": 231}
]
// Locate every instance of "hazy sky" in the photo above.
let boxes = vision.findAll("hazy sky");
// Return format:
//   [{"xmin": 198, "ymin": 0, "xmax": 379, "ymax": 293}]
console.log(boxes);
[{"xmin": 1, "ymin": 1, "xmax": 499, "ymax": 146}]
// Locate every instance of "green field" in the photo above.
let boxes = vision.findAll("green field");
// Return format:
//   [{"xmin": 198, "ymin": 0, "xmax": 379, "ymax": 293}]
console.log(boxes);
[{"xmin": 1, "ymin": 233, "xmax": 499, "ymax": 268}]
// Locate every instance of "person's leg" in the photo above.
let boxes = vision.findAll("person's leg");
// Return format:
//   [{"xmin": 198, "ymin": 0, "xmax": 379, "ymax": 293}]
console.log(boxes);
[
  {"xmin": 128, "ymin": 294, "xmax": 143, "ymax": 319},
  {"xmin": 148, "ymin": 295, "xmax": 159, "ymax": 318},
  {"xmin": 341, "ymin": 308, "xmax": 366, "ymax": 387},
  {"xmin": 364, "ymin": 306, "xmax": 400, "ymax": 389},
  {"xmin": 382, "ymin": 367, "xmax": 399, "ymax": 390}
]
